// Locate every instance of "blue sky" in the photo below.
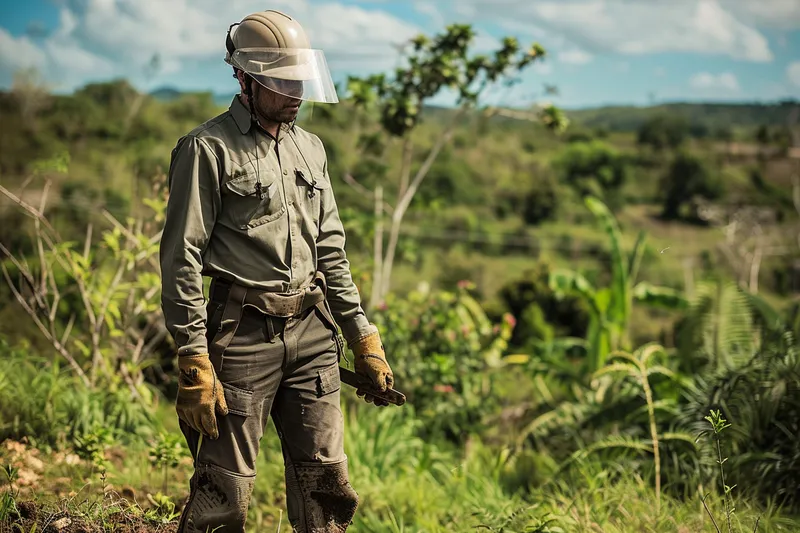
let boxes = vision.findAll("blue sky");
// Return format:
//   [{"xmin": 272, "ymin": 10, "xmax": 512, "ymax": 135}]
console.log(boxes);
[{"xmin": 1, "ymin": 0, "xmax": 799, "ymax": 109}]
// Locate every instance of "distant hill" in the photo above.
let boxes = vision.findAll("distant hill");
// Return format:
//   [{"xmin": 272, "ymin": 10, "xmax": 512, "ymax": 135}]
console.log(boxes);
[
  {"xmin": 149, "ymin": 86, "xmax": 234, "ymax": 106},
  {"xmin": 147, "ymin": 86, "xmax": 798, "ymax": 134},
  {"xmin": 563, "ymin": 101, "xmax": 799, "ymax": 133}
]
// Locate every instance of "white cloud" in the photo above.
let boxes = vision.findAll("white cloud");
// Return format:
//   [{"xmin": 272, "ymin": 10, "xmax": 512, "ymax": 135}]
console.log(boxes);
[
  {"xmin": 689, "ymin": 72, "xmax": 740, "ymax": 91},
  {"xmin": 558, "ymin": 48, "xmax": 592, "ymax": 64},
  {"xmin": 787, "ymin": 62, "xmax": 800, "ymax": 88},
  {"xmin": 303, "ymin": 3, "xmax": 420, "ymax": 71},
  {"xmin": 727, "ymin": 0, "xmax": 800, "ymax": 30},
  {"xmin": 0, "ymin": 0, "xmax": 420, "ymax": 92},
  {"xmin": 414, "ymin": 2, "xmax": 445, "ymax": 30},
  {"xmin": 654, "ymin": 66, "xmax": 667, "ymax": 77},
  {"xmin": 0, "ymin": 28, "xmax": 46, "ymax": 72},
  {"xmin": 438, "ymin": 0, "xmax": 774, "ymax": 63}
]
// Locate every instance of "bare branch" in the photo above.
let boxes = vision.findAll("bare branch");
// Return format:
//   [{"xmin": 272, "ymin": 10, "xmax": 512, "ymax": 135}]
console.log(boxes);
[
  {"xmin": 369, "ymin": 185, "xmax": 384, "ymax": 311},
  {"xmin": 0, "ymin": 241, "xmax": 47, "ymax": 312},
  {"xmin": 398, "ymin": 136, "xmax": 414, "ymax": 199},
  {"xmin": 0, "ymin": 183, "xmax": 61, "ymax": 240},
  {"xmin": 60, "ymin": 314, "xmax": 76, "ymax": 347},
  {"xmin": 101, "ymin": 209, "xmax": 161, "ymax": 270},
  {"xmin": 342, "ymin": 173, "xmax": 395, "ymax": 216},
  {"xmin": 35, "ymin": 181, "xmax": 51, "ymax": 297},
  {"xmin": 380, "ymin": 107, "xmax": 467, "ymax": 298},
  {"xmin": 1, "ymin": 261, "xmax": 90, "ymax": 387},
  {"xmin": 82, "ymin": 223, "xmax": 93, "ymax": 261},
  {"xmin": 701, "ymin": 494, "xmax": 722, "ymax": 533},
  {"xmin": 399, "ymin": 107, "xmax": 467, "ymax": 216}
]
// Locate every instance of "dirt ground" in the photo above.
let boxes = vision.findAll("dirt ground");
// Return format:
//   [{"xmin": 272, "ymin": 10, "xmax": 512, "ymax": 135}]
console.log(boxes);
[{"xmin": 2, "ymin": 500, "xmax": 179, "ymax": 532}]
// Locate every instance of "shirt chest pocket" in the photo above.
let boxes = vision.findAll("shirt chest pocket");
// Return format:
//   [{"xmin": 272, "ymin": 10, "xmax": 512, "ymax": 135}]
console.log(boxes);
[
  {"xmin": 222, "ymin": 166, "xmax": 286, "ymax": 229},
  {"xmin": 294, "ymin": 167, "xmax": 330, "ymax": 224}
]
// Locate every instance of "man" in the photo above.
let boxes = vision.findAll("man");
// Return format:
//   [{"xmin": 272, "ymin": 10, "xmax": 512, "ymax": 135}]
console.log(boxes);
[{"xmin": 159, "ymin": 9, "xmax": 394, "ymax": 532}]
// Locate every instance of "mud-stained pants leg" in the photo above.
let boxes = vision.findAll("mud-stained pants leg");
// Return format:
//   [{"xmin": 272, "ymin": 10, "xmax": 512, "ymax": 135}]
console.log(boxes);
[
  {"xmin": 273, "ymin": 305, "xmax": 358, "ymax": 532},
  {"xmin": 176, "ymin": 298, "xmax": 285, "ymax": 533}
]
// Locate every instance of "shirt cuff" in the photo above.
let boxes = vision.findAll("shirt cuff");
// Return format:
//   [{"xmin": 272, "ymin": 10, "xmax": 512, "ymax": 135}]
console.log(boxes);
[
  {"xmin": 340, "ymin": 314, "xmax": 374, "ymax": 345},
  {"xmin": 175, "ymin": 329, "xmax": 209, "ymax": 357}
]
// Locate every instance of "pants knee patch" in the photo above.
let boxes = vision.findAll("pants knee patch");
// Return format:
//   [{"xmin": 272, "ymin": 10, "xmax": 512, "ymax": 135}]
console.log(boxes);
[
  {"xmin": 179, "ymin": 463, "xmax": 256, "ymax": 533},
  {"xmin": 285, "ymin": 457, "xmax": 359, "ymax": 532}
]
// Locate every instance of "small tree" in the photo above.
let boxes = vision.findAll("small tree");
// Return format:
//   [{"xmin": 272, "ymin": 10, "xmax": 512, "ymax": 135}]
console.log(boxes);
[
  {"xmin": 660, "ymin": 150, "xmax": 724, "ymax": 221},
  {"xmin": 345, "ymin": 24, "xmax": 566, "ymax": 307},
  {"xmin": 637, "ymin": 114, "xmax": 689, "ymax": 152}
]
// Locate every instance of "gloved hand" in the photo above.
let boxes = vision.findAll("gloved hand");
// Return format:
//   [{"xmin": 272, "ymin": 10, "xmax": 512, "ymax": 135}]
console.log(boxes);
[
  {"xmin": 176, "ymin": 354, "xmax": 229, "ymax": 439},
  {"xmin": 351, "ymin": 324, "xmax": 394, "ymax": 407}
]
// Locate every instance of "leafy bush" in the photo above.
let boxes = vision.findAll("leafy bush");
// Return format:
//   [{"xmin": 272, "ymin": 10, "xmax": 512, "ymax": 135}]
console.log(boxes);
[
  {"xmin": 682, "ymin": 329, "xmax": 800, "ymax": 512},
  {"xmin": 497, "ymin": 261, "xmax": 591, "ymax": 352},
  {"xmin": 369, "ymin": 283, "xmax": 516, "ymax": 442},
  {"xmin": 553, "ymin": 140, "xmax": 629, "ymax": 209}
]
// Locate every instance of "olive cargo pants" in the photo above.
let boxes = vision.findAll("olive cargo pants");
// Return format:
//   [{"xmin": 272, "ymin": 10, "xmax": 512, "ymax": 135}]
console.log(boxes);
[{"xmin": 177, "ymin": 278, "xmax": 358, "ymax": 533}]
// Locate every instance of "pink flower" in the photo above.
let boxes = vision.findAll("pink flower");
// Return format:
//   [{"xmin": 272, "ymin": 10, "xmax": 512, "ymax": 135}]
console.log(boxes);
[
  {"xmin": 503, "ymin": 313, "xmax": 517, "ymax": 328},
  {"xmin": 434, "ymin": 384, "xmax": 454, "ymax": 393}
]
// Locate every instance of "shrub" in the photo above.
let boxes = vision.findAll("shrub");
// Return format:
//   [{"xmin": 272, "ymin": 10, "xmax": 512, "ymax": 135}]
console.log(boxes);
[{"xmin": 369, "ymin": 283, "xmax": 516, "ymax": 443}]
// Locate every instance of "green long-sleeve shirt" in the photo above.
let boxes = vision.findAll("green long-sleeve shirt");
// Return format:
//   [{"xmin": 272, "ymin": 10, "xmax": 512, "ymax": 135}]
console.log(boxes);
[{"xmin": 160, "ymin": 95, "xmax": 370, "ymax": 356}]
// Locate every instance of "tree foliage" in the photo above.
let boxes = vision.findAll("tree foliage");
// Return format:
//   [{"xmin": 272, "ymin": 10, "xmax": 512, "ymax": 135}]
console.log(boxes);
[
  {"xmin": 637, "ymin": 114, "xmax": 690, "ymax": 151},
  {"xmin": 660, "ymin": 150, "xmax": 725, "ymax": 221}
]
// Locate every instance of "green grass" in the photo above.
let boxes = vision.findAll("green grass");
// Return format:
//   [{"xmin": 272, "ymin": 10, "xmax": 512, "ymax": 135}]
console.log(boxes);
[{"xmin": 2, "ymin": 402, "xmax": 797, "ymax": 533}]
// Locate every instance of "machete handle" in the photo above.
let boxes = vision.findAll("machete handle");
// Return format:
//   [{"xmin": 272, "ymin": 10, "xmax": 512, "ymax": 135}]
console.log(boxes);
[{"xmin": 339, "ymin": 366, "xmax": 406, "ymax": 406}]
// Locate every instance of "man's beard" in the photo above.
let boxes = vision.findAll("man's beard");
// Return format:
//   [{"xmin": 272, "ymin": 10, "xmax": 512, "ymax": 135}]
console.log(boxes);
[{"xmin": 253, "ymin": 87, "xmax": 301, "ymax": 125}]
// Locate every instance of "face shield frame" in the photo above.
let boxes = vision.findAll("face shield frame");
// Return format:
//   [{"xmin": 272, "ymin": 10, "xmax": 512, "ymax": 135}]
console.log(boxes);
[{"xmin": 225, "ymin": 47, "xmax": 339, "ymax": 104}]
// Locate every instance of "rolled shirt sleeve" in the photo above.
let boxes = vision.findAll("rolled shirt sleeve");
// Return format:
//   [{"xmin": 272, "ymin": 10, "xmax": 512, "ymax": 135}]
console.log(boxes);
[
  {"xmin": 159, "ymin": 135, "xmax": 221, "ymax": 356},
  {"xmin": 315, "ymin": 157, "xmax": 371, "ymax": 344}
]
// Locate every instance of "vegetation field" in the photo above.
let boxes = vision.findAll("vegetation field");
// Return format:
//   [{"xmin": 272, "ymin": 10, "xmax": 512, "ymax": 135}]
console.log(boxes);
[{"xmin": 1, "ymin": 23, "xmax": 799, "ymax": 533}]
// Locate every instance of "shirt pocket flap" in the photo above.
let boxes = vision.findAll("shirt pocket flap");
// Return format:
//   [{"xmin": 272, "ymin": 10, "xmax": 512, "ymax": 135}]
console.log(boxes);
[
  {"xmin": 296, "ymin": 167, "xmax": 330, "ymax": 190},
  {"xmin": 226, "ymin": 167, "xmax": 278, "ymax": 197}
]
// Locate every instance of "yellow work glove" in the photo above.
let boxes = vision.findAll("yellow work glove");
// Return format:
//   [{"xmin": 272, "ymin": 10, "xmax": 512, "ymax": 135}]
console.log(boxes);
[
  {"xmin": 176, "ymin": 354, "xmax": 228, "ymax": 439},
  {"xmin": 351, "ymin": 325, "xmax": 394, "ymax": 407}
]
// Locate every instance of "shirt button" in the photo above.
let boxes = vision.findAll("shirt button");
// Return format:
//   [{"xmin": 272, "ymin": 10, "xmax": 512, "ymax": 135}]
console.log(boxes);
[{"xmin": 283, "ymin": 169, "xmax": 288, "ymax": 175}]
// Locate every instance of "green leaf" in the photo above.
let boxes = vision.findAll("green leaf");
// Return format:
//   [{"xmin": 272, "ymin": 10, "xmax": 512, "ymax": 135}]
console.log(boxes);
[
  {"xmin": 592, "ymin": 362, "xmax": 637, "ymax": 380},
  {"xmin": 632, "ymin": 282, "xmax": 688, "ymax": 309}
]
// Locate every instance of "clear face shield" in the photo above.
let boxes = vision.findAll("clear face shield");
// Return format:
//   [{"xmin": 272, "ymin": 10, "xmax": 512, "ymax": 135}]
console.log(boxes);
[{"xmin": 226, "ymin": 48, "xmax": 339, "ymax": 104}]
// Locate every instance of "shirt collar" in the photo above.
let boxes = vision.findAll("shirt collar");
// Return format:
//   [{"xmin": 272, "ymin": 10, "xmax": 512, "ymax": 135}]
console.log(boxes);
[{"xmin": 230, "ymin": 95, "xmax": 293, "ymax": 142}]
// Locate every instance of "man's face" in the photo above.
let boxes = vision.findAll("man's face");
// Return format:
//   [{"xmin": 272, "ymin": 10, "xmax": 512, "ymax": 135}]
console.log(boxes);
[{"xmin": 251, "ymin": 79, "xmax": 304, "ymax": 124}]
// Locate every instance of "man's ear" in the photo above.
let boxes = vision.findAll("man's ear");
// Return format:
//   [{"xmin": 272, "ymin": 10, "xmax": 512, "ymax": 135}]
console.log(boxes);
[{"xmin": 235, "ymin": 69, "xmax": 249, "ymax": 97}]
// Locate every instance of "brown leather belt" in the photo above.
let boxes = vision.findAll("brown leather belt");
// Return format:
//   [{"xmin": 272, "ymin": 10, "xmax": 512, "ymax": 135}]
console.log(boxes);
[
  {"xmin": 209, "ymin": 272, "xmax": 327, "ymax": 318},
  {"xmin": 206, "ymin": 271, "xmax": 345, "ymax": 365}
]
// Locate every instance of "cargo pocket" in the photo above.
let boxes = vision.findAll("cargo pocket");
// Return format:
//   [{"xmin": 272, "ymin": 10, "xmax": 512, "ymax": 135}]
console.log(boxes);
[
  {"xmin": 221, "ymin": 382, "xmax": 255, "ymax": 417},
  {"xmin": 316, "ymin": 364, "xmax": 341, "ymax": 398},
  {"xmin": 223, "ymin": 166, "xmax": 285, "ymax": 229}
]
